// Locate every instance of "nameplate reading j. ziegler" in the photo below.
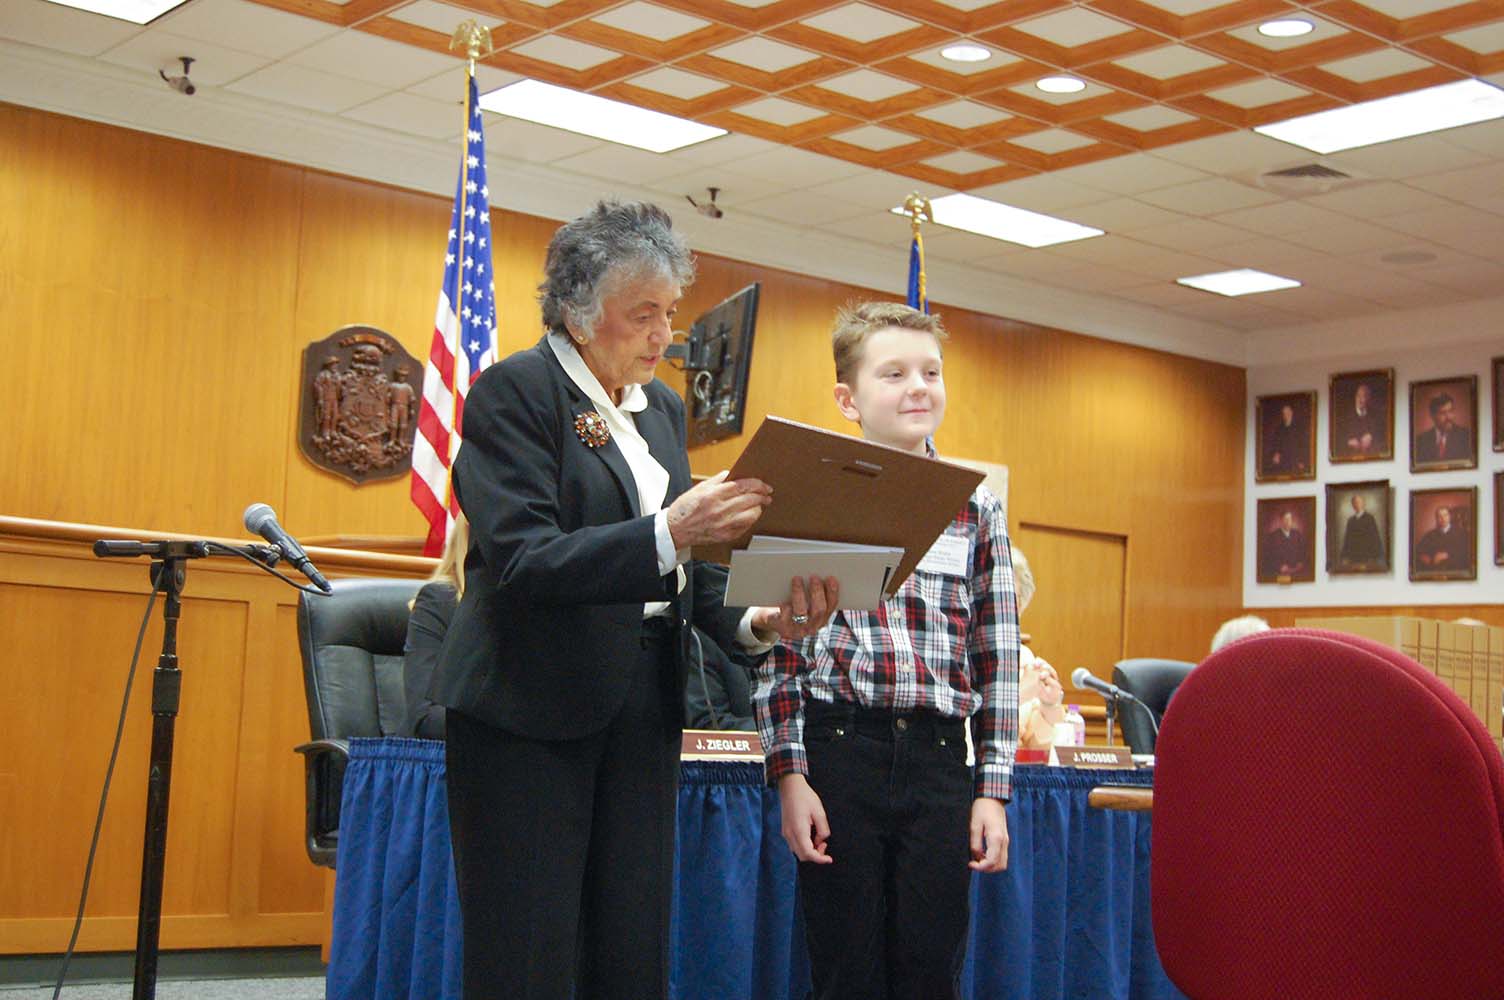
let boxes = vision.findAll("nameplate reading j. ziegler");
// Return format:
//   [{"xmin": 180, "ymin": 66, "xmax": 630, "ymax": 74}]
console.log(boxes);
[
  {"xmin": 1057, "ymin": 746, "xmax": 1136, "ymax": 769},
  {"xmin": 680, "ymin": 729, "xmax": 763, "ymax": 761}
]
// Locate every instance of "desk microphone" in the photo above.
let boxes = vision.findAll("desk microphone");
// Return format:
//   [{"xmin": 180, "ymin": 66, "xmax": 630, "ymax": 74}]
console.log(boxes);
[
  {"xmin": 1071, "ymin": 667, "xmax": 1140, "ymax": 703},
  {"xmin": 243, "ymin": 503, "xmax": 332, "ymax": 594}
]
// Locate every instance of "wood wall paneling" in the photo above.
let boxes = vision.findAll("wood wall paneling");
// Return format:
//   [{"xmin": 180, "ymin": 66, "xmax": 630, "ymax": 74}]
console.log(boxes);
[{"xmin": 3, "ymin": 102, "xmax": 1254, "ymax": 951}]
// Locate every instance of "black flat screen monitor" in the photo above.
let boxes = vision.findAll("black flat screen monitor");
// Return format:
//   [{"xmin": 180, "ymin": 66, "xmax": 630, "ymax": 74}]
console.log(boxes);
[{"xmin": 684, "ymin": 282, "xmax": 759, "ymax": 448}]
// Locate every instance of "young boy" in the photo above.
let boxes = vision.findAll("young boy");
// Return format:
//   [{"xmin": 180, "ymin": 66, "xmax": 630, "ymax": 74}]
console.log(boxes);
[{"xmin": 755, "ymin": 301, "xmax": 1019, "ymax": 999}]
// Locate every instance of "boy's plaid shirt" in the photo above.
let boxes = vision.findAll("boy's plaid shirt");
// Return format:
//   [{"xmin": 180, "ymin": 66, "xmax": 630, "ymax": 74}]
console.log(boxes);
[{"xmin": 754, "ymin": 485, "xmax": 1020, "ymax": 800}]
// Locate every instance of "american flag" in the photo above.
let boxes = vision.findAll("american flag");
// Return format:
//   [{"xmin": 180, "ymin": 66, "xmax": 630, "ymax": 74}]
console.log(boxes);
[{"xmin": 411, "ymin": 71, "xmax": 498, "ymax": 557}]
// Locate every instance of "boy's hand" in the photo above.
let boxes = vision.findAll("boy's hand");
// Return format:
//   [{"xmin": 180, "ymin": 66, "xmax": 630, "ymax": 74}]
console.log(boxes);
[
  {"xmin": 777, "ymin": 773, "xmax": 832, "ymax": 864},
  {"xmin": 969, "ymin": 798, "xmax": 1009, "ymax": 873}
]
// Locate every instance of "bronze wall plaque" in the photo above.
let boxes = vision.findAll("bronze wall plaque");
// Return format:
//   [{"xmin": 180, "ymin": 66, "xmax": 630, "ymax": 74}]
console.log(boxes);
[{"xmin": 298, "ymin": 326, "xmax": 422, "ymax": 484}]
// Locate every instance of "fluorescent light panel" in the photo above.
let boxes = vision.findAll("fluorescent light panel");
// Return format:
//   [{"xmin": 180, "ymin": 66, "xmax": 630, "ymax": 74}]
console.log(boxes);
[
  {"xmin": 1255, "ymin": 79, "xmax": 1504, "ymax": 154},
  {"xmin": 892, "ymin": 193, "xmax": 1103, "ymax": 248},
  {"xmin": 1036, "ymin": 75, "xmax": 1085, "ymax": 94},
  {"xmin": 1258, "ymin": 18, "xmax": 1314, "ymax": 37},
  {"xmin": 480, "ymin": 79, "xmax": 726, "ymax": 153},
  {"xmin": 940, "ymin": 44, "xmax": 992, "ymax": 63},
  {"xmin": 1177, "ymin": 268, "xmax": 1300, "ymax": 296},
  {"xmin": 41, "ymin": 0, "xmax": 190, "ymax": 22}
]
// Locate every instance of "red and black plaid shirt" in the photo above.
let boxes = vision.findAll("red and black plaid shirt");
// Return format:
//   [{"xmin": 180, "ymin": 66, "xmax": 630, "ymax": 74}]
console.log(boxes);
[{"xmin": 754, "ymin": 485, "xmax": 1020, "ymax": 800}]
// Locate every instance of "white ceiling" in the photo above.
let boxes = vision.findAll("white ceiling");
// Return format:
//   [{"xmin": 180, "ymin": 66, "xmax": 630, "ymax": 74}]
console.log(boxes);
[{"xmin": 6, "ymin": 0, "xmax": 1504, "ymax": 366}]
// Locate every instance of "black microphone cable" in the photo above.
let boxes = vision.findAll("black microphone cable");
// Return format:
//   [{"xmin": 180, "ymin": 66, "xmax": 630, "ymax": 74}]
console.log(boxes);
[{"xmin": 52, "ymin": 575, "xmax": 160, "ymax": 999}]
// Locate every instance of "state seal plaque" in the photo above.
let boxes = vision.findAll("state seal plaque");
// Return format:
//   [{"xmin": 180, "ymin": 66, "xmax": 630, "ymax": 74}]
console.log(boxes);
[{"xmin": 298, "ymin": 326, "xmax": 423, "ymax": 484}]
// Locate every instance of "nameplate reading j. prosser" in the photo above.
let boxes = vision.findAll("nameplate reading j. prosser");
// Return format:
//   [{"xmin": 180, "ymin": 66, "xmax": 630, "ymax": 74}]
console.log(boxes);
[{"xmin": 1057, "ymin": 746, "xmax": 1136, "ymax": 769}]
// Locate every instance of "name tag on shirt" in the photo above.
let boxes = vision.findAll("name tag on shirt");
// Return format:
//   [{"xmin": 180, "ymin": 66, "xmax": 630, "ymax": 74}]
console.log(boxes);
[{"xmin": 916, "ymin": 534, "xmax": 968, "ymax": 577}]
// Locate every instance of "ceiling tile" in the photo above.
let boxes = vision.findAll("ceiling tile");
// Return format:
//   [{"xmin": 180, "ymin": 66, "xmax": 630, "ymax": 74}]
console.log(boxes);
[
  {"xmin": 409, "ymin": 64, "xmax": 520, "ymax": 101},
  {"xmin": 1129, "ymin": 0, "xmax": 1236, "ymax": 14},
  {"xmin": 1442, "ymin": 117, "xmax": 1504, "ymax": 157},
  {"xmin": 1137, "ymin": 178, "xmax": 1282, "ymax": 214},
  {"xmin": 914, "ymin": 100, "xmax": 1012, "ymax": 128},
  {"xmin": 1283, "ymin": 217, "xmax": 1409, "ymax": 255},
  {"xmin": 799, "ymin": 3, "xmax": 920, "ymax": 44},
  {"xmin": 1011, "ymin": 9, "xmax": 1135, "ymax": 47},
  {"xmin": 1212, "ymin": 200, "xmax": 1356, "ymax": 236},
  {"xmin": 288, "ymin": 30, "xmax": 457, "ymax": 88},
  {"xmin": 1066, "ymin": 197, "xmax": 1188, "ymax": 230},
  {"xmin": 1205, "ymin": 78, "xmax": 1311, "ymax": 109},
  {"xmin": 930, "ymin": 0, "xmax": 1005, "ymax": 10},
  {"xmin": 1149, "ymin": 131, "xmax": 1309, "ymax": 174},
  {"xmin": 158, "ymin": 0, "xmax": 338, "ymax": 59},
  {"xmin": 1405, "ymin": 159, "xmax": 1504, "ymax": 202},
  {"xmin": 925, "ymin": 228, "xmax": 1034, "ymax": 261},
  {"xmin": 98, "ymin": 29, "xmax": 269, "ymax": 86},
  {"xmin": 648, "ymin": 167, "xmax": 792, "ymax": 206},
  {"xmin": 1008, "ymin": 129, "xmax": 1097, "ymax": 153},
  {"xmin": 1359, "ymin": 0, "xmax": 1473, "ymax": 17},
  {"xmin": 731, "ymin": 96, "xmax": 827, "ymax": 126},
  {"xmin": 908, "ymin": 44, "xmax": 1019, "ymax": 76},
  {"xmin": 1403, "ymin": 256, "xmax": 1504, "ymax": 293},
  {"xmin": 388, "ymin": 1, "xmax": 506, "ymax": 35},
  {"xmin": 628, "ymin": 67, "xmax": 727, "ymax": 99},
  {"xmin": 1302, "ymin": 181, "xmax": 1451, "ymax": 218},
  {"xmin": 1204, "ymin": 236, "xmax": 1328, "ymax": 272},
  {"xmin": 1110, "ymin": 45, "xmax": 1226, "ymax": 80},
  {"xmin": 1224, "ymin": 15, "xmax": 1349, "ymax": 51},
  {"xmin": 510, "ymin": 34, "xmax": 621, "ymax": 71},
  {"xmin": 552, "ymin": 144, "xmax": 699, "ymax": 186},
  {"xmin": 737, "ymin": 189, "xmax": 873, "ymax": 226},
  {"xmin": 734, "ymin": 145, "xmax": 870, "ymax": 187},
  {"xmin": 1443, "ymin": 21, "xmax": 1504, "ymax": 53},
  {"xmin": 970, "ymin": 173, "xmax": 1110, "ymax": 211},
  {"xmin": 226, "ymin": 62, "xmax": 387, "ymax": 113},
  {"xmin": 341, "ymin": 91, "xmax": 462, "ymax": 138},
  {"xmin": 653, "ymin": 132, "xmax": 781, "ymax": 167},
  {"xmin": 1110, "ymin": 281, "xmax": 1209, "ymax": 309},
  {"xmin": 484, "ymin": 116, "xmax": 601, "ymax": 162},
  {"xmin": 710, "ymin": 36, "xmax": 819, "ymax": 72},
  {"xmin": 1045, "ymin": 236, "xmax": 1223, "ymax": 281},
  {"xmin": 816, "ymin": 68, "xmax": 919, "ymax": 101},
  {"xmin": 806, "ymin": 169, "xmax": 951, "ymax": 212},
  {"xmin": 0, "ymin": 0, "xmax": 140, "ymax": 56},
  {"xmin": 591, "ymin": 2, "xmax": 709, "ymax": 42},
  {"xmin": 1103, "ymin": 106, "xmax": 1197, "ymax": 130},
  {"xmin": 1051, "ymin": 153, "xmax": 1211, "ymax": 195},
  {"xmin": 822, "ymin": 210, "xmax": 927, "ymax": 247},
  {"xmin": 833, "ymin": 124, "xmax": 921, "ymax": 150},
  {"xmin": 921, "ymin": 150, "xmax": 1009, "ymax": 172},
  {"xmin": 722, "ymin": 0, "xmax": 780, "ymax": 6},
  {"xmin": 1127, "ymin": 217, "xmax": 1253, "ymax": 251},
  {"xmin": 1325, "ymin": 133, "xmax": 1489, "ymax": 179},
  {"xmin": 1318, "ymin": 49, "xmax": 1431, "ymax": 83}
]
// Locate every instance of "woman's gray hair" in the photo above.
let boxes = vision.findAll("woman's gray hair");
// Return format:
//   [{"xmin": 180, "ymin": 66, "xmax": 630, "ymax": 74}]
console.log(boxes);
[{"xmin": 538, "ymin": 200, "xmax": 695, "ymax": 341}]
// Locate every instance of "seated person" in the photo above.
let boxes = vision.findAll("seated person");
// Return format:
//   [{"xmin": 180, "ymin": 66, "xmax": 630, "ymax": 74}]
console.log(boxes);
[
  {"xmin": 685, "ymin": 626, "xmax": 759, "ymax": 731},
  {"xmin": 1018, "ymin": 658, "xmax": 1065, "ymax": 751},
  {"xmin": 1210, "ymin": 614, "xmax": 1269, "ymax": 654},
  {"xmin": 403, "ymin": 514, "xmax": 468, "ymax": 739}
]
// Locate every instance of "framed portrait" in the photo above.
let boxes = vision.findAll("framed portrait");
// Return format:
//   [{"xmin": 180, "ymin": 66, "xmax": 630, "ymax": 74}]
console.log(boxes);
[
  {"xmin": 1494, "ymin": 357, "xmax": 1502, "ymax": 452},
  {"xmin": 1325, "ymin": 480, "xmax": 1391, "ymax": 574},
  {"xmin": 1256, "ymin": 496, "xmax": 1316, "ymax": 583},
  {"xmin": 1496, "ymin": 472, "xmax": 1503, "ymax": 567},
  {"xmin": 1409, "ymin": 375, "xmax": 1478, "ymax": 473},
  {"xmin": 1329, "ymin": 369, "xmax": 1393, "ymax": 462},
  {"xmin": 1255, "ymin": 391, "xmax": 1316, "ymax": 482},
  {"xmin": 1409, "ymin": 487, "xmax": 1477, "ymax": 582}
]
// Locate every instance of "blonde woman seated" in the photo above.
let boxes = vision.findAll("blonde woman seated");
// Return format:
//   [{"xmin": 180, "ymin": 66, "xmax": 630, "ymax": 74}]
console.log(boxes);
[
  {"xmin": 403, "ymin": 513, "xmax": 468, "ymax": 739},
  {"xmin": 1011, "ymin": 547, "xmax": 1065, "ymax": 751}
]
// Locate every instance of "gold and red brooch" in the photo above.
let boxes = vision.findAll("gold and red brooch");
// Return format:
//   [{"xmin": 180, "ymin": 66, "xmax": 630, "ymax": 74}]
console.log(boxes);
[{"xmin": 574, "ymin": 410, "xmax": 610, "ymax": 449}]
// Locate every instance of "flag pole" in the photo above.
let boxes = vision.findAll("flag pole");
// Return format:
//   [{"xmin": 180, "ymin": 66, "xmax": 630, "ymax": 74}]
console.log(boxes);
[
  {"xmin": 440, "ymin": 21, "xmax": 494, "ymax": 513},
  {"xmin": 902, "ymin": 190, "xmax": 932, "ymax": 313}
]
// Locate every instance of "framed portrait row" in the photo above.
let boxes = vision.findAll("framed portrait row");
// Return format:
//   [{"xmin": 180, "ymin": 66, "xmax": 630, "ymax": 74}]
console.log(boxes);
[
  {"xmin": 1257, "ymin": 476, "xmax": 1504, "ymax": 584},
  {"xmin": 1255, "ymin": 358, "xmax": 1503, "ymax": 483}
]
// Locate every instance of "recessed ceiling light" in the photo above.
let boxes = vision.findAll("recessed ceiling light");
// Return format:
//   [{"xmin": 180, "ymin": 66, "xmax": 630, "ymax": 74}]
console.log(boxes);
[
  {"xmin": 940, "ymin": 44, "xmax": 992, "ymax": 63},
  {"xmin": 479, "ymin": 80, "xmax": 726, "ymax": 153},
  {"xmin": 891, "ymin": 193, "xmax": 1102, "ymax": 248},
  {"xmin": 1258, "ymin": 18, "xmax": 1314, "ymax": 37},
  {"xmin": 1036, "ymin": 76, "xmax": 1086, "ymax": 95},
  {"xmin": 1177, "ymin": 269, "xmax": 1300, "ymax": 296},
  {"xmin": 40, "ymin": 0, "xmax": 190, "ymax": 23},
  {"xmin": 1255, "ymin": 79, "xmax": 1504, "ymax": 154}
]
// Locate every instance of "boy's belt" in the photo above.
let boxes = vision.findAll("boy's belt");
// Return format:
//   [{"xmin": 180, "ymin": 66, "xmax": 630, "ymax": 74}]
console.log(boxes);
[{"xmin": 806, "ymin": 700, "xmax": 965, "ymax": 742}]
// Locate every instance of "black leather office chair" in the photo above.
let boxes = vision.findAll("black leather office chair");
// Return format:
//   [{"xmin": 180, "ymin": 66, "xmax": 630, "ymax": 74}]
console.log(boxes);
[
  {"xmin": 1111, "ymin": 658, "xmax": 1195, "ymax": 755},
  {"xmin": 295, "ymin": 576, "xmax": 422, "ymax": 867}
]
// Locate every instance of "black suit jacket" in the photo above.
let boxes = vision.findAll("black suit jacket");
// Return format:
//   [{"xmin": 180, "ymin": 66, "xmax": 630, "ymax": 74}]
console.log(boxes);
[
  {"xmin": 428, "ymin": 337, "xmax": 746, "ymax": 740},
  {"xmin": 1414, "ymin": 425, "xmax": 1472, "ymax": 463}
]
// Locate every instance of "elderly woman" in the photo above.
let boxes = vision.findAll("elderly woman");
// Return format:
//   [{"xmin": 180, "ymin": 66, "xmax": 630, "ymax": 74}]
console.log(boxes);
[{"xmin": 430, "ymin": 200, "xmax": 830, "ymax": 1000}]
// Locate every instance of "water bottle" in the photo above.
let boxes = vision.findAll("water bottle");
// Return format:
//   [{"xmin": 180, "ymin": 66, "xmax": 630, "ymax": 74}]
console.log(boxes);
[{"xmin": 1064, "ymin": 704, "xmax": 1086, "ymax": 746}]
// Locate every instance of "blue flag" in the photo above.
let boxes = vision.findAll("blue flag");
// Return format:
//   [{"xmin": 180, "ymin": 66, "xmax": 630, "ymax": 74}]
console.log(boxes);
[{"xmin": 907, "ymin": 233, "xmax": 928, "ymax": 314}]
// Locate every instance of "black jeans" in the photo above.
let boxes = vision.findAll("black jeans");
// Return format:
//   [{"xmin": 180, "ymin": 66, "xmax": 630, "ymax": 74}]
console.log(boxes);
[{"xmin": 798, "ymin": 701, "xmax": 975, "ymax": 1000}]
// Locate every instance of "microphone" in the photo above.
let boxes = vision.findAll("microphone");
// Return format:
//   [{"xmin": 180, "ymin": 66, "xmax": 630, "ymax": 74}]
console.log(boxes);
[
  {"xmin": 1071, "ymin": 667, "xmax": 1139, "ymax": 703},
  {"xmin": 242, "ymin": 503, "xmax": 332, "ymax": 594}
]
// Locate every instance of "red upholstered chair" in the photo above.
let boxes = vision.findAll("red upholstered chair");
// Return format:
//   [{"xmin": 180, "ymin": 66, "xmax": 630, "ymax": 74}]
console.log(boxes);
[{"xmin": 1151, "ymin": 628, "xmax": 1504, "ymax": 1000}]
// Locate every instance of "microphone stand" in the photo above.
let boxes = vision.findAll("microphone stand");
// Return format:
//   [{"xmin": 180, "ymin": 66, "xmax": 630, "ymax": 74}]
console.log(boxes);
[
  {"xmin": 1103, "ymin": 693, "xmax": 1118, "ymax": 747},
  {"xmin": 91, "ymin": 538, "xmax": 281, "ymax": 1000}
]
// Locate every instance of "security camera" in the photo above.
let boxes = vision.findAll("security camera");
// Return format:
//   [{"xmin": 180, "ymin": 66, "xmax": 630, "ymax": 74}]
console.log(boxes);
[
  {"xmin": 686, "ymin": 187, "xmax": 723, "ymax": 220},
  {"xmin": 160, "ymin": 56, "xmax": 196, "ymax": 96}
]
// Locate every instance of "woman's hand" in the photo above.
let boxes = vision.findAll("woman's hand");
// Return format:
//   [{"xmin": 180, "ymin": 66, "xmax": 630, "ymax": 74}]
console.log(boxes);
[
  {"xmin": 666, "ymin": 471, "xmax": 772, "ymax": 549},
  {"xmin": 750, "ymin": 576, "xmax": 839, "ymax": 642}
]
